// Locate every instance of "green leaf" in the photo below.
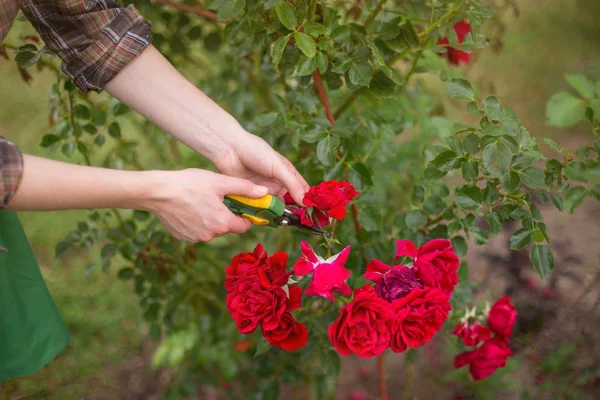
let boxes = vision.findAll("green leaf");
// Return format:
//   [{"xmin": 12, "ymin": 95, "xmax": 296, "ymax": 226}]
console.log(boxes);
[
  {"xmin": 530, "ymin": 245, "xmax": 554, "ymax": 278},
  {"xmin": 509, "ymin": 227, "xmax": 534, "ymax": 250},
  {"xmin": 215, "ymin": 0, "xmax": 245, "ymax": 20},
  {"xmin": 520, "ymin": 167, "xmax": 546, "ymax": 189},
  {"xmin": 455, "ymin": 184, "xmax": 483, "ymax": 211},
  {"xmin": 73, "ymin": 104, "xmax": 90, "ymax": 120},
  {"xmin": 14, "ymin": 44, "xmax": 40, "ymax": 68},
  {"xmin": 466, "ymin": 101, "xmax": 482, "ymax": 116},
  {"xmin": 406, "ymin": 210, "xmax": 427, "ymax": 229},
  {"xmin": 485, "ymin": 211, "xmax": 503, "ymax": 235},
  {"xmin": 187, "ymin": 25, "xmax": 202, "ymax": 40},
  {"xmin": 300, "ymin": 126, "xmax": 327, "ymax": 143},
  {"xmin": 444, "ymin": 78, "xmax": 475, "ymax": 101},
  {"xmin": 275, "ymin": 1, "xmax": 298, "ymax": 30},
  {"xmin": 294, "ymin": 32, "xmax": 316, "ymax": 58},
  {"xmin": 461, "ymin": 160, "xmax": 479, "ymax": 181},
  {"xmin": 296, "ymin": 54, "xmax": 318, "ymax": 76},
  {"xmin": 118, "ymin": 268, "xmax": 135, "ymax": 280},
  {"xmin": 204, "ymin": 31, "xmax": 222, "ymax": 52},
  {"xmin": 94, "ymin": 134, "xmax": 105, "ymax": 147},
  {"xmin": 431, "ymin": 150, "xmax": 460, "ymax": 171},
  {"xmin": 55, "ymin": 241, "xmax": 72, "ymax": 259},
  {"xmin": 565, "ymin": 161, "xmax": 600, "ymax": 182},
  {"xmin": 254, "ymin": 337, "xmax": 271, "ymax": 358},
  {"xmin": 463, "ymin": 134, "xmax": 480, "ymax": 154},
  {"xmin": 316, "ymin": 51, "xmax": 328, "ymax": 74},
  {"xmin": 565, "ymin": 74, "xmax": 595, "ymax": 98},
  {"xmin": 352, "ymin": 162, "xmax": 373, "ymax": 186},
  {"xmin": 316, "ymin": 136, "xmax": 339, "ymax": 166},
  {"xmin": 564, "ymin": 186, "xmax": 588, "ymax": 213},
  {"xmin": 481, "ymin": 125, "xmax": 503, "ymax": 136},
  {"xmin": 255, "ymin": 111, "xmax": 279, "ymax": 127},
  {"xmin": 483, "ymin": 182, "xmax": 499, "ymax": 205},
  {"xmin": 551, "ymin": 193, "xmax": 564, "ymax": 211},
  {"xmin": 271, "ymin": 34, "xmax": 290, "ymax": 67},
  {"xmin": 546, "ymin": 91, "xmax": 586, "ymax": 127},
  {"xmin": 502, "ymin": 118, "xmax": 519, "ymax": 136},
  {"xmin": 483, "ymin": 141, "xmax": 512, "ymax": 177},
  {"xmin": 348, "ymin": 62, "xmax": 374, "ymax": 86},
  {"xmin": 40, "ymin": 134, "xmax": 61, "ymax": 148},
  {"xmin": 304, "ymin": 21, "xmax": 329, "ymax": 37},
  {"xmin": 512, "ymin": 153, "xmax": 537, "ymax": 170},
  {"xmin": 108, "ymin": 122, "xmax": 121, "ymax": 138},
  {"xmin": 451, "ymin": 236, "xmax": 467, "ymax": 257},
  {"xmin": 591, "ymin": 184, "xmax": 600, "ymax": 201},
  {"xmin": 423, "ymin": 195, "xmax": 446, "ymax": 215},
  {"xmin": 62, "ymin": 142, "xmax": 76, "ymax": 157},
  {"xmin": 101, "ymin": 244, "xmax": 119, "ymax": 260},
  {"xmin": 483, "ymin": 95, "xmax": 501, "ymax": 120}
]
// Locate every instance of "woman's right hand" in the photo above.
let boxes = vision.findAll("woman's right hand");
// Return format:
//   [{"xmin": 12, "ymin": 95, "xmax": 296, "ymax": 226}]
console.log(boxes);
[{"xmin": 144, "ymin": 169, "xmax": 269, "ymax": 242}]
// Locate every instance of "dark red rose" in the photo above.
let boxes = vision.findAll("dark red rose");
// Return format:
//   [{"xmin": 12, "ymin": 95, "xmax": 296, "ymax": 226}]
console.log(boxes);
[
  {"xmin": 395, "ymin": 239, "xmax": 459, "ymax": 296},
  {"xmin": 454, "ymin": 338, "xmax": 512, "ymax": 381},
  {"xmin": 437, "ymin": 20, "xmax": 472, "ymax": 65},
  {"xmin": 225, "ymin": 244, "xmax": 267, "ymax": 291},
  {"xmin": 328, "ymin": 285, "xmax": 394, "ymax": 358},
  {"xmin": 227, "ymin": 280, "xmax": 287, "ymax": 334},
  {"xmin": 390, "ymin": 287, "xmax": 452, "ymax": 351},
  {"xmin": 365, "ymin": 259, "xmax": 424, "ymax": 302},
  {"xmin": 286, "ymin": 285, "xmax": 303, "ymax": 311},
  {"xmin": 258, "ymin": 252, "xmax": 291, "ymax": 289},
  {"xmin": 487, "ymin": 296, "xmax": 517, "ymax": 341},
  {"xmin": 451, "ymin": 322, "xmax": 492, "ymax": 346},
  {"xmin": 262, "ymin": 312, "xmax": 309, "ymax": 351}
]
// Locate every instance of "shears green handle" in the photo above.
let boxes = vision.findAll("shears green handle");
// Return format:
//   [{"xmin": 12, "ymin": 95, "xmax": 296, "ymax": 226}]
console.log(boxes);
[{"xmin": 224, "ymin": 195, "xmax": 285, "ymax": 228}]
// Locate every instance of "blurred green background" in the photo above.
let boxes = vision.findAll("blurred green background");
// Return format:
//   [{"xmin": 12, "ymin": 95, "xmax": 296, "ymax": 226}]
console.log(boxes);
[{"xmin": 1, "ymin": 0, "xmax": 599, "ymax": 398}]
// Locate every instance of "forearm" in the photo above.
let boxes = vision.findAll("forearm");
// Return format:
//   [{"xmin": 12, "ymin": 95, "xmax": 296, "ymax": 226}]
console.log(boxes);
[
  {"xmin": 7, "ymin": 155, "xmax": 156, "ymax": 211},
  {"xmin": 105, "ymin": 45, "xmax": 242, "ymax": 163}
]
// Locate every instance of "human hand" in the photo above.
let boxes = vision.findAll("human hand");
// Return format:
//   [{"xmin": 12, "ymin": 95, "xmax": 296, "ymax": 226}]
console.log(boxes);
[
  {"xmin": 144, "ymin": 169, "xmax": 269, "ymax": 242},
  {"xmin": 213, "ymin": 130, "xmax": 310, "ymax": 205}
]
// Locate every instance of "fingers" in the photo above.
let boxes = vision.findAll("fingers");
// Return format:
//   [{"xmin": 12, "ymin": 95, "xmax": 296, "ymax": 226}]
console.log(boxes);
[
  {"xmin": 274, "ymin": 156, "xmax": 310, "ymax": 206},
  {"xmin": 226, "ymin": 214, "xmax": 253, "ymax": 234},
  {"xmin": 220, "ymin": 176, "xmax": 269, "ymax": 198}
]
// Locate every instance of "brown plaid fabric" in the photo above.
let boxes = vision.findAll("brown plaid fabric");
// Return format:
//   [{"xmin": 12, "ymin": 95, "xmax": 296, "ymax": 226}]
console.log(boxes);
[{"xmin": 0, "ymin": 137, "xmax": 23, "ymax": 210}]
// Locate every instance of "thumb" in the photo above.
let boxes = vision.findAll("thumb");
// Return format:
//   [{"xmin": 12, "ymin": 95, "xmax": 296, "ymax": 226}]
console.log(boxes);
[{"xmin": 220, "ymin": 176, "xmax": 269, "ymax": 198}]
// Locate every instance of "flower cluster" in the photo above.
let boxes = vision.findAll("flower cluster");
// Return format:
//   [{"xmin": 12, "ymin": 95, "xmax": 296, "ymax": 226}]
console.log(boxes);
[
  {"xmin": 285, "ymin": 180, "xmax": 359, "ymax": 227},
  {"xmin": 437, "ymin": 20, "xmax": 473, "ymax": 65},
  {"xmin": 453, "ymin": 297, "xmax": 517, "ymax": 380},
  {"xmin": 225, "ymin": 244, "xmax": 308, "ymax": 351},
  {"xmin": 328, "ymin": 239, "xmax": 459, "ymax": 358}
]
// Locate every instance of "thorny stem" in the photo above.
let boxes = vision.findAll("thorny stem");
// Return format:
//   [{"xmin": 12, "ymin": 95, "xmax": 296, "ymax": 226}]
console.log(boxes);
[
  {"xmin": 400, "ymin": 356, "xmax": 414, "ymax": 400},
  {"xmin": 313, "ymin": 71, "xmax": 335, "ymax": 125},
  {"xmin": 418, "ymin": 0, "xmax": 465, "ymax": 41},
  {"xmin": 153, "ymin": 0, "xmax": 220, "ymax": 21},
  {"xmin": 364, "ymin": 0, "xmax": 388, "ymax": 28},
  {"xmin": 377, "ymin": 353, "xmax": 387, "ymax": 400}
]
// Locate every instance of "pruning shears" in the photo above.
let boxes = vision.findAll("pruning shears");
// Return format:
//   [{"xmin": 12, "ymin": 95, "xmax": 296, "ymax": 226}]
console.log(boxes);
[{"xmin": 224, "ymin": 195, "xmax": 326, "ymax": 236}]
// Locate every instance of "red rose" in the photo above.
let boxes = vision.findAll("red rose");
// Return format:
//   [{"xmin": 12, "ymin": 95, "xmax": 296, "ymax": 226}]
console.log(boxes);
[
  {"xmin": 225, "ymin": 243, "xmax": 267, "ymax": 291},
  {"xmin": 328, "ymin": 285, "xmax": 394, "ymax": 358},
  {"xmin": 227, "ymin": 280, "xmax": 287, "ymax": 334},
  {"xmin": 395, "ymin": 239, "xmax": 459, "ymax": 295},
  {"xmin": 451, "ymin": 322, "xmax": 492, "ymax": 347},
  {"xmin": 364, "ymin": 259, "xmax": 423, "ymax": 302},
  {"xmin": 454, "ymin": 338, "xmax": 512, "ymax": 381},
  {"xmin": 258, "ymin": 252, "xmax": 291, "ymax": 289},
  {"xmin": 437, "ymin": 20, "xmax": 472, "ymax": 65},
  {"xmin": 487, "ymin": 296, "xmax": 517, "ymax": 341},
  {"xmin": 390, "ymin": 287, "xmax": 451, "ymax": 351},
  {"xmin": 262, "ymin": 312, "xmax": 309, "ymax": 351}
]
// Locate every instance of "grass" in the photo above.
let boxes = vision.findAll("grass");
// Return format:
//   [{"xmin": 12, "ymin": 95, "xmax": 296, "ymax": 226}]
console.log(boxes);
[{"xmin": 2, "ymin": 0, "xmax": 600, "ymax": 398}]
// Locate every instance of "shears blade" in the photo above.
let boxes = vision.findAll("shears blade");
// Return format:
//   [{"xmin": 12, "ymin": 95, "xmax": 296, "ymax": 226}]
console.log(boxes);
[{"xmin": 274, "ymin": 209, "xmax": 327, "ymax": 236}]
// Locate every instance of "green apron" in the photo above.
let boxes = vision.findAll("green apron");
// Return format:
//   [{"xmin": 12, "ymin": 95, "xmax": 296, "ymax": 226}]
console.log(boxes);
[{"xmin": 0, "ymin": 210, "xmax": 69, "ymax": 381}]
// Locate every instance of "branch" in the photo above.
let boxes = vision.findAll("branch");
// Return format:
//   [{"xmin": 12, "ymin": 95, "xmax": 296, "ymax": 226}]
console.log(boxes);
[
  {"xmin": 312, "ymin": 71, "xmax": 335, "ymax": 125},
  {"xmin": 153, "ymin": 0, "xmax": 219, "ymax": 21},
  {"xmin": 364, "ymin": 0, "xmax": 388, "ymax": 28}
]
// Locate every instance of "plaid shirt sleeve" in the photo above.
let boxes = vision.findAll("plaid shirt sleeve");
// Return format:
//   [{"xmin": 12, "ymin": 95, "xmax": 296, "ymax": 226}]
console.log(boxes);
[
  {"xmin": 0, "ymin": 137, "xmax": 23, "ymax": 210},
  {"xmin": 20, "ymin": 0, "xmax": 152, "ymax": 93}
]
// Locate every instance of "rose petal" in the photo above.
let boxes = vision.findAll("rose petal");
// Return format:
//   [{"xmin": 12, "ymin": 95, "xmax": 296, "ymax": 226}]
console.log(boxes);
[
  {"xmin": 364, "ymin": 259, "xmax": 392, "ymax": 282},
  {"xmin": 395, "ymin": 240, "xmax": 418, "ymax": 260},
  {"xmin": 286, "ymin": 285, "xmax": 303, "ymax": 311}
]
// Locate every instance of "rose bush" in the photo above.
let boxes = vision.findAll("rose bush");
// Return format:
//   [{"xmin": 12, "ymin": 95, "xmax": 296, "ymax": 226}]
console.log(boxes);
[{"xmin": 4, "ymin": 0, "xmax": 600, "ymax": 398}]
